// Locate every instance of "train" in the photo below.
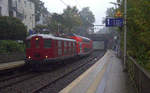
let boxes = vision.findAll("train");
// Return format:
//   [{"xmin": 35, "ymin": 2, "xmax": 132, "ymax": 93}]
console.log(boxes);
[{"xmin": 25, "ymin": 34, "xmax": 93, "ymax": 65}]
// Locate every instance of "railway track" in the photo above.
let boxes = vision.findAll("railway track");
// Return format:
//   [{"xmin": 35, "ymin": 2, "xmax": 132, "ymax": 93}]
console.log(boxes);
[
  {"xmin": 0, "ymin": 71, "xmax": 29, "ymax": 82},
  {"xmin": 0, "ymin": 51, "xmax": 105, "ymax": 93},
  {"xmin": 0, "ymin": 69, "xmax": 47, "ymax": 90},
  {"xmin": 32, "ymin": 53, "xmax": 102, "ymax": 93}
]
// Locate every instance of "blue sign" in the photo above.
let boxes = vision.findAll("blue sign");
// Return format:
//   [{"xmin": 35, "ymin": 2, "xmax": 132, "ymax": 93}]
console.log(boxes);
[{"xmin": 106, "ymin": 18, "xmax": 124, "ymax": 27}]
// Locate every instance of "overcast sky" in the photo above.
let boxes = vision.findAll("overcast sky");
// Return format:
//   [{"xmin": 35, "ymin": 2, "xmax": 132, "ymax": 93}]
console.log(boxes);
[{"xmin": 41, "ymin": 0, "xmax": 116, "ymax": 29}]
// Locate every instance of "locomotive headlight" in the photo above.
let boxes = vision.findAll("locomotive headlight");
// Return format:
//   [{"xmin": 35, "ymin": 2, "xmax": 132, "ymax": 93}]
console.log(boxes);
[
  {"xmin": 46, "ymin": 56, "xmax": 48, "ymax": 58},
  {"xmin": 28, "ymin": 56, "xmax": 31, "ymax": 59},
  {"xmin": 35, "ymin": 38, "xmax": 39, "ymax": 40}
]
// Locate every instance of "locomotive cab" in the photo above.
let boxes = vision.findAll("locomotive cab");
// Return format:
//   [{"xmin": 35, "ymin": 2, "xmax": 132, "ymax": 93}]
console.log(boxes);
[
  {"xmin": 25, "ymin": 35, "xmax": 54, "ymax": 64},
  {"xmin": 25, "ymin": 34, "xmax": 77, "ymax": 65}
]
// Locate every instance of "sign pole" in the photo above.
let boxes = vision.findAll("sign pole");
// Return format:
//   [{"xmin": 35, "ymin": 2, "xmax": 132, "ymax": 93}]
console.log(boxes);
[{"xmin": 123, "ymin": 0, "xmax": 127, "ymax": 71}]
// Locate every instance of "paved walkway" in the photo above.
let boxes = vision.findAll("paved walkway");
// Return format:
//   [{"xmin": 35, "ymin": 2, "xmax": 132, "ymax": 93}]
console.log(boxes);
[
  {"xmin": 59, "ymin": 50, "xmax": 135, "ymax": 93},
  {"xmin": 103, "ymin": 51, "xmax": 134, "ymax": 93},
  {"xmin": 0, "ymin": 60, "xmax": 25, "ymax": 70}
]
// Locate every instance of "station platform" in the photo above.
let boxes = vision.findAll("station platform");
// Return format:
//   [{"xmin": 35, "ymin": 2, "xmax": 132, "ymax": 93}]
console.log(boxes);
[
  {"xmin": 59, "ymin": 50, "xmax": 135, "ymax": 93},
  {"xmin": 0, "ymin": 60, "xmax": 25, "ymax": 71}
]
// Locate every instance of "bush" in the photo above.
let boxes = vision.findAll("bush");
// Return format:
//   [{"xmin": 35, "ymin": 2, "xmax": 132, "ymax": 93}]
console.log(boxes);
[
  {"xmin": 119, "ymin": 0, "xmax": 150, "ymax": 70},
  {"xmin": 0, "ymin": 40, "xmax": 25, "ymax": 54},
  {"xmin": 0, "ymin": 16, "xmax": 27, "ymax": 40}
]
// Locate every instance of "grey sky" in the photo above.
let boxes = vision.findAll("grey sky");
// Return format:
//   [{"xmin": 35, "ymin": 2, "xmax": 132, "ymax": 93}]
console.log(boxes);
[{"xmin": 41, "ymin": 0, "xmax": 116, "ymax": 26}]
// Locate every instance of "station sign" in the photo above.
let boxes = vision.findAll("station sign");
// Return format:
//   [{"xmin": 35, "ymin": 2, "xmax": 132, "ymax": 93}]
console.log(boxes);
[{"xmin": 105, "ymin": 18, "xmax": 124, "ymax": 27}]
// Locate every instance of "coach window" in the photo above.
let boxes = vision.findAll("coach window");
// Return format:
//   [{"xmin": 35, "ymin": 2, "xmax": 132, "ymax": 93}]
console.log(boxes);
[
  {"xmin": 70, "ymin": 42, "xmax": 73, "ymax": 53},
  {"xmin": 58, "ymin": 41, "xmax": 62, "ymax": 56},
  {"xmin": 64, "ymin": 41, "xmax": 67, "ymax": 54},
  {"xmin": 73, "ymin": 43, "xmax": 75, "ymax": 53},
  {"xmin": 58, "ymin": 41, "xmax": 62, "ymax": 47},
  {"xmin": 64, "ymin": 41, "xmax": 67, "ymax": 47},
  {"xmin": 69, "ymin": 42, "xmax": 71, "ymax": 53},
  {"xmin": 44, "ymin": 39, "xmax": 51, "ymax": 48},
  {"xmin": 69, "ymin": 42, "xmax": 71, "ymax": 47}
]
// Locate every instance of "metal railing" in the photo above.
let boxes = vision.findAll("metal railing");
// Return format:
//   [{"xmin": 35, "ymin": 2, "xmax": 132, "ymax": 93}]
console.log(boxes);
[
  {"xmin": 127, "ymin": 56, "xmax": 150, "ymax": 93},
  {"xmin": 0, "ymin": 52, "xmax": 25, "ymax": 63}
]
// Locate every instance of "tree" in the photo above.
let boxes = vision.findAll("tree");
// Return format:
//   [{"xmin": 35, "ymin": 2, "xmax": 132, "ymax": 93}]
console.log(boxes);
[
  {"xmin": 30, "ymin": 0, "xmax": 49, "ymax": 22},
  {"xmin": 0, "ymin": 16, "xmax": 27, "ymax": 40},
  {"xmin": 34, "ymin": 25, "xmax": 49, "ymax": 34},
  {"xmin": 47, "ymin": 13, "xmax": 65, "ymax": 34},
  {"xmin": 47, "ymin": 6, "xmax": 95, "ymax": 35},
  {"xmin": 62, "ymin": 6, "xmax": 82, "ymax": 33},
  {"xmin": 80, "ymin": 7, "xmax": 95, "ymax": 26},
  {"xmin": 79, "ymin": 7, "xmax": 95, "ymax": 35},
  {"xmin": 118, "ymin": 0, "xmax": 150, "ymax": 67}
]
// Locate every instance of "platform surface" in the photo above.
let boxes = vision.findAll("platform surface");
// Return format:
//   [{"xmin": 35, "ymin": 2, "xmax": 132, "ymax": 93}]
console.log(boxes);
[
  {"xmin": 0, "ymin": 60, "xmax": 25, "ymax": 70},
  {"xmin": 59, "ymin": 50, "xmax": 135, "ymax": 93}
]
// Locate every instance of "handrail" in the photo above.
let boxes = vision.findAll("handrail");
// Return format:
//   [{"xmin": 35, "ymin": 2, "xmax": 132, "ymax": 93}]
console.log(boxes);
[{"xmin": 128, "ymin": 56, "xmax": 150, "ymax": 79}]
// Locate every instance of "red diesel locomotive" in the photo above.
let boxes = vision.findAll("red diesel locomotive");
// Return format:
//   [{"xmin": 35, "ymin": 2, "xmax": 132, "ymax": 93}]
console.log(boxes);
[{"xmin": 25, "ymin": 34, "xmax": 92, "ymax": 65}]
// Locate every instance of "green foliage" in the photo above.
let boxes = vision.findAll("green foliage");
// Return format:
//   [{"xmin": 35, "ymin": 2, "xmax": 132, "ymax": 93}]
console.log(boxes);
[
  {"xmin": 106, "ymin": 0, "xmax": 150, "ymax": 70},
  {"xmin": 80, "ymin": 7, "xmax": 95, "ymax": 25},
  {"xmin": 47, "ymin": 6, "xmax": 95, "ymax": 35},
  {"xmin": 119, "ymin": 0, "xmax": 150, "ymax": 69},
  {"xmin": 34, "ymin": 25, "xmax": 49, "ymax": 34},
  {"xmin": 106, "ymin": 7, "xmax": 116, "ymax": 17},
  {"xmin": 0, "ymin": 16, "xmax": 27, "ymax": 40},
  {"xmin": 79, "ymin": 7, "xmax": 95, "ymax": 35},
  {"xmin": 47, "ymin": 13, "xmax": 65, "ymax": 34},
  {"xmin": 63, "ymin": 6, "xmax": 82, "ymax": 33},
  {"xmin": 0, "ymin": 40, "xmax": 25, "ymax": 54}
]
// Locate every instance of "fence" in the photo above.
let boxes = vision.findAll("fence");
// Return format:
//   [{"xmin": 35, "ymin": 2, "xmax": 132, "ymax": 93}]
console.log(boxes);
[
  {"xmin": 0, "ymin": 52, "xmax": 25, "ymax": 63},
  {"xmin": 126, "ymin": 56, "xmax": 150, "ymax": 93}
]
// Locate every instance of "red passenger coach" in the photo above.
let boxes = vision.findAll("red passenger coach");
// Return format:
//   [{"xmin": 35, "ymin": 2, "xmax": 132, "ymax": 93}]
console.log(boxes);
[
  {"xmin": 25, "ymin": 34, "xmax": 77, "ymax": 64},
  {"xmin": 69, "ymin": 34, "xmax": 93, "ymax": 56}
]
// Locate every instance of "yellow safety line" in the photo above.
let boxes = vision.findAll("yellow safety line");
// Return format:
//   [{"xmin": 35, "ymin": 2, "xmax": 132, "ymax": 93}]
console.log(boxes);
[
  {"xmin": 59, "ymin": 51, "xmax": 110, "ymax": 93},
  {"xmin": 0, "ymin": 61, "xmax": 25, "ymax": 70},
  {"xmin": 86, "ymin": 61, "xmax": 109, "ymax": 93}
]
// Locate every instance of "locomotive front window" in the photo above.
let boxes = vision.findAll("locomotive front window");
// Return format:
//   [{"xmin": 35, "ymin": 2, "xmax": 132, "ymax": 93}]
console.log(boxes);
[
  {"xmin": 44, "ymin": 39, "xmax": 51, "ymax": 48},
  {"xmin": 26, "ymin": 40, "xmax": 30, "ymax": 48},
  {"xmin": 35, "ymin": 38, "xmax": 40, "ymax": 48}
]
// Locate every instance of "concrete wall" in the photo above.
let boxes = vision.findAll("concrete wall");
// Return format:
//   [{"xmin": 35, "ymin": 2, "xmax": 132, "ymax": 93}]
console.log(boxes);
[
  {"xmin": 36, "ymin": 13, "xmax": 51, "ymax": 25},
  {"xmin": 0, "ymin": 0, "xmax": 9, "ymax": 16},
  {"xmin": 15, "ymin": 0, "xmax": 35, "ymax": 31},
  {"xmin": 0, "ymin": 0, "xmax": 35, "ymax": 31},
  {"xmin": 93, "ymin": 41, "xmax": 105, "ymax": 50}
]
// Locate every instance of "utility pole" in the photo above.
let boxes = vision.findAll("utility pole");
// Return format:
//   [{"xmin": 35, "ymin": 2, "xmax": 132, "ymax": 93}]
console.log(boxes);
[
  {"xmin": 58, "ymin": 24, "xmax": 60, "ymax": 34},
  {"xmin": 109, "ymin": 1, "xmax": 127, "ymax": 70},
  {"xmin": 123, "ymin": 0, "xmax": 127, "ymax": 71}
]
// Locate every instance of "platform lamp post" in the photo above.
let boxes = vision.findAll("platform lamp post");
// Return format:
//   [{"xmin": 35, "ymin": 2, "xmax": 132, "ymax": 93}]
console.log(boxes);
[
  {"xmin": 123, "ymin": 0, "xmax": 127, "ymax": 71},
  {"xmin": 58, "ymin": 23, "xmax": 61, "ymax": 34},
  {"xmin": 110, "ymin": 0, "xmax": 127, "ymax": 71}
]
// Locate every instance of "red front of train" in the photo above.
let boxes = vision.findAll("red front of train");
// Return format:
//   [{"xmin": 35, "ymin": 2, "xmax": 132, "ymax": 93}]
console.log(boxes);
[{"xmin": 25, "ymin": 34, "xmax": 93, "ymax": 65}]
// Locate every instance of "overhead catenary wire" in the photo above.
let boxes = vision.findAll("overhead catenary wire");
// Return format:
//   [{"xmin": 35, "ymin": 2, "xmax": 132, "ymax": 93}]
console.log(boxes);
[
  {"xmin": 75, "ymin": 0, "xmax": 82, "ymax": 9},
  {"xmin": 59, "ymin": 0, "xmax": 69, "ymax": 7},
  {"xmin": 59, "ymin": 0, "xmax": 81, "ymax": 9}
]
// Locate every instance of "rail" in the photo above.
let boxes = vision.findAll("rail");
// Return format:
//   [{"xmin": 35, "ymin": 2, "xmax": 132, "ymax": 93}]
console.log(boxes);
[{"xmin": 126, "ymin": 56, "xmax": 150, "ymax": 93}]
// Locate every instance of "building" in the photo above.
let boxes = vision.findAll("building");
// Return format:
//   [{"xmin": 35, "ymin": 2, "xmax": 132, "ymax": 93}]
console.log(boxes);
[
  {"xmin": 0, "ymin": 0, "xmax": 9, "ymax": 16},
  {"xmin": 36, "ymin": 12, "xmax": 51, "ymax": 25},
  {"xmin": 0, "ymin": 0, "xmax": 35, "ymax": 31}
]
